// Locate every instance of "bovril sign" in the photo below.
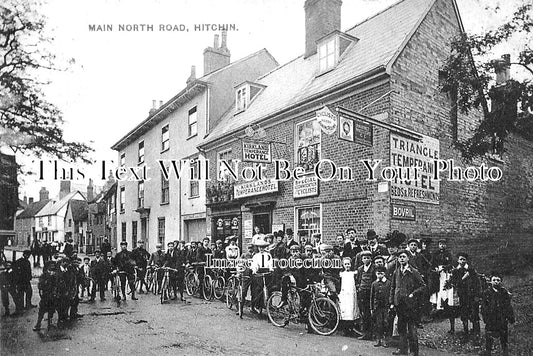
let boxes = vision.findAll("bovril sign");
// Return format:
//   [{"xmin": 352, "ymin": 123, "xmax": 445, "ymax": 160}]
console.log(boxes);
[
  {"xmin": 391, "ymin": 203, "xmax": 416, "ymax": 221},
  {"xmin": 316, "ymin": 106, "xmax": 337, "ymax": 135}
]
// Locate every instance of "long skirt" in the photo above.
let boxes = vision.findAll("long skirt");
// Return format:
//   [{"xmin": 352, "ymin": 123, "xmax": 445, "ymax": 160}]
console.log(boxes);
[{"xmin": 338, "ymin": 271, "xmax": 360, "ymax": 321}]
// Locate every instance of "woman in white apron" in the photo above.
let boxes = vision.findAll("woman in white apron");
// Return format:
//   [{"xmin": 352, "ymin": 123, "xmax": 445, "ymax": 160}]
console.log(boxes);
[{"xmin": 338, "ymin": 257, "xmax": 361, "ymax": 336}]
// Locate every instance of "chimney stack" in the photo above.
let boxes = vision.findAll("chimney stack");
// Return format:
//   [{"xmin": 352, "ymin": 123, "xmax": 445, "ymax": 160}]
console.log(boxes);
[
  {"xmin": 149, "ymin": 100, "xmax": 158, "ymax": 115},
  {"xmin": 23, "ymin": 195, "xmax": 27, "ymax": 204},
  {"xmin": 29, "ymin": 197, "xmax": 34, "ymax": 204},
  {"xmin": 203, "ymin": 31, "xmax": 231, "ymax": 75},
  {"xmin": 39, "ymin": 187, "xmax": 49, "ymax": 201},
  {"xmin": 159, "ymin": 100, "xmax": 163, "ymax": 108},
  {"xmin": 87, "ymin": 178, "xmax": 94, "ymax": 202},
  {"xmin": 187, "ymin": 65, "xmax": 197, "ymax": 85},
  {"xmin": 304, "ymin": 0, "xmax": 342, "ymax": 58},
  {"xmin": 59, "ymin": 180, "xmax": 71, "ymax": 199},
  {"xmin": 495, "ymin": 54, "xmax": 511, "ymax": 85}
]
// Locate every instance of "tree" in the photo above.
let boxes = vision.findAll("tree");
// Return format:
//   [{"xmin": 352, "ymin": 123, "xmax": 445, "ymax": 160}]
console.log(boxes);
[
  {"xmin": 440, "ymin": 2, "xmax": 533, "ymax": 160},
  {"xmin": 0, "ymin": 0, "xmax": 92, "ymax": 163}
]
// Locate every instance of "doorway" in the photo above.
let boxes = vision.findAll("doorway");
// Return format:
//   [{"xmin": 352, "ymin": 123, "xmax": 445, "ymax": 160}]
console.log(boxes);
[{"xmin": 252, "ymin": 213, "xmax": 271, "ymax": 234}]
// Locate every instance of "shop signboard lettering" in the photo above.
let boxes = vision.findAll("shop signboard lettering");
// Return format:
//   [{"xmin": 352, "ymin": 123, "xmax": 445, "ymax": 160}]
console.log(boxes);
[
  {"xmin": 391, "ymin": 203, "xmax": 416, "ymax": 221},
  {"xmin": 390, "ymin": 133, "xmax": 440, "ymax": 205},
  {"xmin": 234, "ymin": 178, "xmax": 278, "ymax": 199},
  {"xmin": 242, "ymin": 141, "xmax": 272, "ymax": 163},
  {"xmin": 293, "ymin": 175, "xmax": 319, "ymax": 198}
]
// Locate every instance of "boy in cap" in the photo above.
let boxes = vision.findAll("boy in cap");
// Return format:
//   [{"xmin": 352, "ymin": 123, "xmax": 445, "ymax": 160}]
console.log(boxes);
[
  {"xmin": 33, "ymin": 261, "xmax": 58, "ymax": 330},
  {"xmin": 480, "ymin": 272, "xmax": 514, "ymax": 356},
  {"xmin": 389, "ymin": 249, "xmax": 426, "ymax": 356},
  {"xmin": 447, "ymin": 252, "xmax": 481, "ymax": 337},
  {"xmin": 357, "ymin": 250, "xmax": 376, "ymax": 340},
  {"xmin": 371, "ymin": 266, "xmax": 391, "ymax": 347}
]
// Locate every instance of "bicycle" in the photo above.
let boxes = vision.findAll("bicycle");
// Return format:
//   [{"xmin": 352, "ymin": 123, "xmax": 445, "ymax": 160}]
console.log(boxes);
[
  {"xmin": 251, "ymin": 271, "xmax": 272, "ymax": 315},
  {"xmin": 211, "ymin": 268, "xmax": 226, "ymax": 301},
  {"xmin": 185, "ymin": 263, "xmax": 212, "ymax": 300},
  {"xmin": 111, "ymin": 271, "xmax": 126, "ymax": 305},
  {"xmin": 146, "ymin": 266, "xmax": 161, "ymax": 294},
  {"xmin": 185, "ymin": 265, "xmax": 200, "ymax": 296},
  {"xmin": 159, "ymin": 266, "xmax": 179, "ymax": 304},
  {"xmin": 267, "ymin": 281, "xmax": 340, "ymax": 336},
  {"xmin": 226, "ymin": 271, "xmax": 248, "ymax": 318}
]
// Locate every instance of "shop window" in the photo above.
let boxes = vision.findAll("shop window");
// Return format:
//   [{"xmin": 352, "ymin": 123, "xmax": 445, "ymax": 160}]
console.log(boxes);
[
  {"xmin": 295, "ymin": 119, "xmax": 321, "ymax": 172},
  {"xmin": 296, "ymin": 205, "xmax": 321, "ymax": 241}
]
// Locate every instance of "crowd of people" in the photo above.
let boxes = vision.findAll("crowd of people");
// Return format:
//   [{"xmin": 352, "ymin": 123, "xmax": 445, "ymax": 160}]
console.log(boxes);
[{"xmin": 0, "ymin": 229, "xmax": 515, "ymax": 356}]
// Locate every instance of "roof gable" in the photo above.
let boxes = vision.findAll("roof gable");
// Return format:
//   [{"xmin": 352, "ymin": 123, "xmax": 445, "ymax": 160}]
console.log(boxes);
[
  {"xmin": 17, "ymin": 200, "xmax": 51, "ymax": 219},
  {"xmin": 202, "ymin": 0, "xmax": 435, "ymax": 145},
  {"xmin": 36, "ymin": 191, "xmax": 85, "ymax": 217}
]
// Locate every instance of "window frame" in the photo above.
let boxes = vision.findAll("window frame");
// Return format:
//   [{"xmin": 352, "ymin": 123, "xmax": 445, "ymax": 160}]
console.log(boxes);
[
  {"xmin": 294, "ymin": 204, "xmax": 322, "ymax": 244},
  {"xmin": 161, "ymin": 171, "xmax": 170, "ymax": 205},
  {"xmin": 236, "ymin": 85, "xmax": 248, "ymax": 112},
  {"xmin": 119, "ymin": 186, "xmax": 125, "ymax": 213},
  {"xmin": 189, "ymin": 159, "xmax": 200, "ymax": 198},
  {"xmin": 318, "ymin": 37, "xmax": 338, "ymax": 74},
  {"xmin": 161, "ymin": 124, "xmax": 170, "ymax": 152},
  {"xmin": 217, "ymin": 149, "xmax": 233, "ymax": 181},
  {"xmin": 188, "ymin": 106, "xmax": 198, "ymax": 138},
  {"xmin": 138, "ymin": 140, "xmax": 145, "ymax": 164},
  {"xmin": 295, "ymin": 118, "xmax": 322, "ymax": 173},
  {"xmin": 131, "ymin": 221, "xmax": 138, "ymax": 246},
  {"xmin": 158, "ymin": 217, "xmax": 165, "ymax": 245},
  {"xmin": 138, "ymin": 181, "xmax": 145, "ymax": 208},
  {"xmin": 121, "ymin": 222, "xmax": 126, "ymax": 241}
]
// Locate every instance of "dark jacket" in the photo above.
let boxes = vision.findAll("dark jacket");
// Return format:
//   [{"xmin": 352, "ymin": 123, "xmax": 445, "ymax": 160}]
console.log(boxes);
[
  {"xmin": 90, "ymin": 257, "xmax": 111, "ymax": 280},
  {"xmin": 481, "ymin": 286, "xmax": 514, "ymax": 332},
  {"xmin": 101, "ymin": 241, "xmax": 112, "ymax": 255},
  {"xmin": 13, "ymin": 257, "xmax": 32, "ymax": 284},
  {"xmin": 163, "ymin": 249, "xmax": 183, "ymax": 270},
  {"xmin": 114, "ymin": 250, "xmax": 135, "ymax": 274},
  {"xmin": 148, "ymin": 250, "xmax": 165, "ymax": 267},
  {"xmin": 431, "ymin": 249, "xmax": 453, "ymax": 270},
  {"xmin": 371, "ymin": 278, "xmax": 392, "ymax": 311},
  {"xmin": 196, "ymin": 246, "xmax": 212, "ymax": 263},
  {"xmin": 343, "ymin": 241, "xmax": 361, "ymax": 260},
  {"xmin": 131, "ymin": 247, "xmax": 150, "ymax": 269},
  {"xmin": 450, "ymin": 264, "xmax": 481, "ymax": 301},
  {"xmin": 356, "ymin": 264, "xmax": 376, "ymax": 291},
  {"xmin": 63, "ymin": 242, "xmax": 74, "ymax": 257},
  {"xmin": 389, "ymin": 265, "xmax": 426, "ymax": 312}
]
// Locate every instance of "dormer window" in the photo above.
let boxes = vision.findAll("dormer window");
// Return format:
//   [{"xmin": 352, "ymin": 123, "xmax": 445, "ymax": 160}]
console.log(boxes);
[
  {"xmin": 235, "ymin": 81, "xmax": 265, "ymax": 114},
  {"xmin": 319, "ymin": 38, "xmax": 337, "ymax": 73},
  {"xmin": 316, "ymin": 31, "xmax": 358, "ymax": 75},
  {"xmin": 236, "ymin": 86, "xmax": 247, "ymax": 111}
]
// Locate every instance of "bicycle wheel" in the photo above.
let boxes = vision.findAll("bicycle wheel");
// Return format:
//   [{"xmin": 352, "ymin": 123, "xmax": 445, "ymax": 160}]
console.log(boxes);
[
  {"xmin": 160, "ymin": 275, "xmax": 169, "ymax": 304},
  {"xmin": 267, "ymin": 291, "xmax": 291, "ymax": 327},
  {"xmin": 113, "ymin": 276, "xmax": 121, "ymax": 304},
  {"xmin": 237, "ymin": 284, "xmax": 244, "ymax": 319},
  {"xmin": 308, "ymin": 297, "xmax": 339, "ymax": 336},
  {"xmin": 213, "ymin": 276, "xmax": 225, "ymax": 300},
  {"xmin": 185, "ymin": 272, "xmax": 198, "ymax": 296},
  {"xmin": 202, "ymin": 275, "xmax": 213, "ymax": 301},
  {"xmin": 226, "ymin": 277, "xmax": 236, "ymax": 309}
]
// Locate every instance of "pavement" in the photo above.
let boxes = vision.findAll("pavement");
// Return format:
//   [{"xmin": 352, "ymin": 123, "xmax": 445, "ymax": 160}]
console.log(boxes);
[{"xmin": 0, "ymin": 261, "xmax": 467, "ymax": 356}]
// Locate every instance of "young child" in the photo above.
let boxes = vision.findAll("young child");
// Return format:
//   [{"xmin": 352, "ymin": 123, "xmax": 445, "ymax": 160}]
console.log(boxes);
[
  {"xmin": 481, "ymin": 272, "xmax": 515, "ymax": 356},
  {"xmin": 371, "ymin": 266, "xmax": 392, "ymax": 347},
  {"xmin": 33, "ymin": 261, "xmax": 58, "ymax": 331},
  {"xmin": 338, "ymin": 257, "xmax": 360, "ymax": 335},
  {"xmin": 80, "ymin": 257, "xmax": 91, "ymax": 298}
]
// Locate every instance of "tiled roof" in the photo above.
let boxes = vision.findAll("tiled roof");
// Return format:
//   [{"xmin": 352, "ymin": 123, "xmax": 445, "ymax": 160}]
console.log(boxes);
[
  {"xmin": 36, "ymin": 191, "xmax": 85, "ymax": 217},
  {"xmin": 202, "ymin": 0, "xmax": 435, "ymax": 145},
  {"xmin": 17, "ymin": 200, "xmax": 51, "ymax": 219},
  {"xmin": 111, "ymin": 48, "xmax": 277, "ymax": 151},
  {"xmin": 69, "ymin": 199, "xmax": 88, "ymax": 222}
]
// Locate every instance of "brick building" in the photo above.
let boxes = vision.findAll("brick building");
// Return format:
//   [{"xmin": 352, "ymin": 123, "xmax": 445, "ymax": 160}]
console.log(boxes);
[{"xmin": 199, "ymin": 0, "xmax": 533, "ymax": 268}]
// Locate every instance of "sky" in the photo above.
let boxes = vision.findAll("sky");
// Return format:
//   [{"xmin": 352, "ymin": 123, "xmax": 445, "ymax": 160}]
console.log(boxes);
[{"xmin": 15, "ymin": 0, "xmax": 527, "ymax": 200}]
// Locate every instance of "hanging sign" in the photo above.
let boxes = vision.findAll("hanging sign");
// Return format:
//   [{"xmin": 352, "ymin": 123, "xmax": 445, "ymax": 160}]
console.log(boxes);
[{"xmin": 316, "ymin": 106, "xmax": 337, "ymax": 135}]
